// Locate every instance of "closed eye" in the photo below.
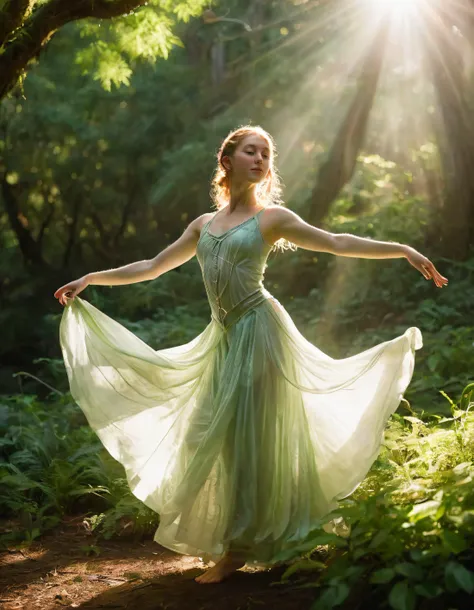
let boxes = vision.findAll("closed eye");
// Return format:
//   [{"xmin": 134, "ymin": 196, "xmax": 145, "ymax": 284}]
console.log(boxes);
[{"xmin": 246, "ymin": 151, "xmax": 269, "ymax": 159}]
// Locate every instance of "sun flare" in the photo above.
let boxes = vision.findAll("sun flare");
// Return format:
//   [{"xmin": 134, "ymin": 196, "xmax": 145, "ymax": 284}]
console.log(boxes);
[{"xmin": 370, "ymin": 0, "xmax": 421, "ymax": 18}]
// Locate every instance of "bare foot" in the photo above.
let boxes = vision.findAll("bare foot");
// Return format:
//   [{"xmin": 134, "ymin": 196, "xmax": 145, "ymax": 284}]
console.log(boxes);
[{"xmin": 195, "ymin": 553, "xmax": 246, "ymax": 584}]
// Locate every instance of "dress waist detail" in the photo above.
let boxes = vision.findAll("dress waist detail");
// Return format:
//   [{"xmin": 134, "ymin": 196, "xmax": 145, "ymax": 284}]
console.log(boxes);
[{"xmin": 211, "ymin": 288, "xmax": 271, "ymax": 331}]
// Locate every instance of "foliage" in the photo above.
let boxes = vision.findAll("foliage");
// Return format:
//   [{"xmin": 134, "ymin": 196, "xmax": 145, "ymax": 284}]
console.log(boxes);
[
  {"xmin": 0, "ymin": 0, "xmax": 210, "ymax": 98},
  {"xmin": 0, "ymin": 392, "xmax": 159, "ymax": 546},
  {"xmin": 3, "ymin": 0, "xmax": 469, "ymax": 399},
  {"xmin": 74, "ymin": 1, "xmax": 207, "ymax": 90},
  {"xmin": 2, "ymin": 380, "xmax": 474, "ymax": 610},
  {"xmin": 81, "ymin": 472, "xmax": 160, "ymax": 541},
  {"xmin": 271, "ymin": 382, "xmax": 474, "ymax": 610},
  {"xmin": 0, "ymin": 6, "xmax": 473, "ymax": 610}
]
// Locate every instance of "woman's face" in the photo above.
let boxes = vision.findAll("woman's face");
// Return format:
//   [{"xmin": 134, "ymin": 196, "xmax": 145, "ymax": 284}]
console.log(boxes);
[{"xmin": 224, "ymin": 133, "xmax": 272, "ymax": 185}]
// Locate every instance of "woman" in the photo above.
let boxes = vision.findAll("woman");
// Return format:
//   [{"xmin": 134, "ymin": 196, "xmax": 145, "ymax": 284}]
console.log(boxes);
[{"xmin": 55, "ymin": 125, "xmax": 448, "ymax": 584}]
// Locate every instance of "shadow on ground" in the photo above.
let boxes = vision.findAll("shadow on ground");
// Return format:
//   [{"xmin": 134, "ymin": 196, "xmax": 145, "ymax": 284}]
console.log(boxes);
[{"xmin": 0, "ymin": 515, "xmax": 316, "ymax": 609}]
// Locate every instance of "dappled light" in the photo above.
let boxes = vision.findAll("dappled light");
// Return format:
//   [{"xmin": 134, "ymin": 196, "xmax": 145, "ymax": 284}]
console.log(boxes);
[{"xmin": 0, "ymin": 0, "xmax": 473, "ymax": 608}]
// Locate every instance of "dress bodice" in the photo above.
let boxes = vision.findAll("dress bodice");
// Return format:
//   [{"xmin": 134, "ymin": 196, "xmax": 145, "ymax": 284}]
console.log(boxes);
[{"xmin": 196, "ymin": 209, "xmax": 273, "ymax": 330}]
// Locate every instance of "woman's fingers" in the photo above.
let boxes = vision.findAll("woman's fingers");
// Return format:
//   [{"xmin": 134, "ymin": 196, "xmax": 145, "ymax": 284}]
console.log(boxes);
[
  {"xmin": 422, "ymin": 262, "xmax": 448, "ymax": 288},
  {"xmin": 432, "ymin": 263, "xmax": 449, "ymax": 287},
  {"xmin": 55, "ymin": 278, "xmax": 86, "ymax": 306},
  {"xmin": 55, "ymin": 287, "xmax": 66, "ymax": 304},
  {"xmin": 62, "ymin": 290, "xmax": 75, "ymax": 305},
  {"xmin": 421, "ymin": 264, "xmax": 433, "ymax": 281},
  {"xmin": 54, "ymin": 286, "xmax": 75, "ymax": 306}
]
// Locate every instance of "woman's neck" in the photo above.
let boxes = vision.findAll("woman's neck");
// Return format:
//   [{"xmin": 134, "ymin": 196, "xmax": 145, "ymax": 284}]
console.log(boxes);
[{"xmin": 228, "ymin": 183, "xmax": 258, "ymax": 212}]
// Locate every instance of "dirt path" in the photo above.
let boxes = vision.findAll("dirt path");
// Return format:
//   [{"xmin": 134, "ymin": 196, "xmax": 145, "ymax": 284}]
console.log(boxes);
[{"xmin": 0, "ymin": 516, "xmax": 316, "ymax": 609}]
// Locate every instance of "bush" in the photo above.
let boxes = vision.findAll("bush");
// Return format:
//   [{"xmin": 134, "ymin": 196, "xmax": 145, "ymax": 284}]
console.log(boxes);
[{"xmin": 273, "ymin": 382, "xmax": 474, "ymax": 610}]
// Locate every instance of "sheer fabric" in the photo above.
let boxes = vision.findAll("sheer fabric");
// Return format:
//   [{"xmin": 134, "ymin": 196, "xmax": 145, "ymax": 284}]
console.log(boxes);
[{"xmin": 59, "ymin": 209, "xmax": 422, "ymax": 566}]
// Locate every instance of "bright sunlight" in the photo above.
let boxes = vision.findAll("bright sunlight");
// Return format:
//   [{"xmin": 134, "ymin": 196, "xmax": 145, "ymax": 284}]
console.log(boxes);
[{"xmin": 369, "ymin": 0, "xmax": 421, "ymax": 17}]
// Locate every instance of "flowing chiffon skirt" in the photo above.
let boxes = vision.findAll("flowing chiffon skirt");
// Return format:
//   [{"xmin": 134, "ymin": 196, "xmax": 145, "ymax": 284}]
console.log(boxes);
[{"xmin": 59, "ymin": 294, "xmax": 422, "ymax": 566}]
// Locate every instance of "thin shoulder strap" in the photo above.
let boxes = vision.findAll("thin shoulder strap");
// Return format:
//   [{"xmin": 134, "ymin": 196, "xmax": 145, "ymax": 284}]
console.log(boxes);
[
  {"xmin": 200, "ymin": 213, "xmax": 216, "ymax": 236},
  {"xmin": 255, "ymin": 207, "xmax": 266, "ymax": 224}
]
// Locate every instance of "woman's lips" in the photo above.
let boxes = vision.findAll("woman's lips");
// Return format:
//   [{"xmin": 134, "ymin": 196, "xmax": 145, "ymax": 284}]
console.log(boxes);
[{"xmin": 251, "ymin": 168, "xmax": 263, "ymax": 172}]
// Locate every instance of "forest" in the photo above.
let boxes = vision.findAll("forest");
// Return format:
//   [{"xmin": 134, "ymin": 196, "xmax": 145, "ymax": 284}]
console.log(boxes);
[{"xmin": 1, "ymin": 0, "xmax": 474, "ymax": 608}]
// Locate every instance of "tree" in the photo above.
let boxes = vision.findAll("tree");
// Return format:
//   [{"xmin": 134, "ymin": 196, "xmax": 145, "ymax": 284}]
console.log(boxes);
[
  {"xmin": 308, "ymin": 16, "xmax": 390, "ymax": 227},
  {"xmin": 0, "ymin": 0, "xmax": 208, "ymax": 100},
  {"xmin": 306, "ymin": 0, "xmax": 474, "ymax": 262},
  {"xmin": 423, "ymin": 0, "xmax": 474, "ymax": 259}
]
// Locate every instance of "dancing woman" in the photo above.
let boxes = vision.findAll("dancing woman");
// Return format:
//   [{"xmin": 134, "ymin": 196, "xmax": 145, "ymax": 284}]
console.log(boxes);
[{"xmin": 55, "ymin": 125, "xmax": 447, "ymax": 583}]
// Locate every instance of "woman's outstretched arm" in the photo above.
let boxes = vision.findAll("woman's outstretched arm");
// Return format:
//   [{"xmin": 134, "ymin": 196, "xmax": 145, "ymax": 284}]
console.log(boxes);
[
  {"xmin": 265, "ymin": 206, "xmax": 448, "ymax": 288},
  {"xmin": 54, "ymin": 214, "xmax": 210, "ymax": 306}
]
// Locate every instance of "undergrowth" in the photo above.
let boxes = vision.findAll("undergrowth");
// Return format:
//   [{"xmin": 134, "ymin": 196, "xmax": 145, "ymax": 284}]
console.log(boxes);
[
  {"xmin": 1, "ymin": 382, "xmax": 474, "ymax": 610},
  {"xmin": 273, "ymin": 382, "xmax": 474, "ymax": 610}
]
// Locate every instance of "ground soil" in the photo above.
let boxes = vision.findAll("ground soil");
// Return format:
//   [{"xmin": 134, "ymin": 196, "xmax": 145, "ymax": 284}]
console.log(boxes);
[{"xmin": 0, "ymin": 515, "xmax": 317, "ymax": 610}]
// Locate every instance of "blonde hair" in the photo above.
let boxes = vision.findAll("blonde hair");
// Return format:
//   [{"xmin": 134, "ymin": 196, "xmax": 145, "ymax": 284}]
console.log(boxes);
[{"xmin": 210, "ymin": 124, "xmax": 296, "ymax": 253}]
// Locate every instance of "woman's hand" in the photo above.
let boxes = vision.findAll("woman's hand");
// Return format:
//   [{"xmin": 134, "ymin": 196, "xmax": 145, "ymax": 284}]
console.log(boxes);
[
  {"xmin": 54, "ymin": 276, "xmax": 89, "ymax": 306},
  {"xmin": 404, "ymin": 247, "xmax": 449, "ymax": 288}
]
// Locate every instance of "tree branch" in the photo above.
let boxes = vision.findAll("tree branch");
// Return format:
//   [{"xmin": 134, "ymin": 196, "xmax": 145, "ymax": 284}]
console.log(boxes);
[
  {"xmin": 90, "ymin": 211, "xmax": 111, "ymax": 251},
  {"xmin": 0, "ymin": 0, "xmax": 36, "ymax": 47},
  {"xmin": 37, "ymin": 202, "xmax": 56, "ymax": 249},
  {"xmin": 0, "ymin": 0, "xmax": 148, "ymax": 99}
]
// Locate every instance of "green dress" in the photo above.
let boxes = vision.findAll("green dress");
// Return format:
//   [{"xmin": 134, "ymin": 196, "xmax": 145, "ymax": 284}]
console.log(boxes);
[{"xmin": 59, "ymin": 208, "xmax": 422, "ymax": 566}]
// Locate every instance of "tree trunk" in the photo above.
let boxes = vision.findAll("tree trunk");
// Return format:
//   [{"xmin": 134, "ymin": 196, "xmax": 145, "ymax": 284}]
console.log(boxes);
[
  {"xmin": 1, "ymin": 178, "xmax": 47, "ymax": 268},
  {"xmin": 308, "ymin": 17, "xmax": 390, "ymax": 227},
  {"xmin": 62, "ymin": 196, "xmax": 82, "ymax": 269},
  {"xmin": 423, "ymin": 1, "xmax": 474, "ymax": 259},
  {"xmin": 210, "ymin": 40, "xmax": 226, "ymax": 87}
]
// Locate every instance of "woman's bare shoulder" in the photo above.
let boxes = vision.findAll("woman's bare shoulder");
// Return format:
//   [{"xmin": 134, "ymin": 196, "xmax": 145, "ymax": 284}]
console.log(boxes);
[
  {"xmin": 260, "ymin": 205, "xmax": 300, "ymax": 232},
  {"xmin": 186, "ymin": 212, "xmax": 215, "ymax": 230},
  {"xmin": 198, "ymin": 212, "xmax": 216, "ymax": 231},
  {"xmin": 262, "ymin": 205, "xmax": 299, "ymax": 221},
  {"xmin": 183, "ymin": 212, "xmax": 216, "ymax": 241},
  {"xmin": 202, "ymin": 211, "xmax": 217, "ymax": 223}
]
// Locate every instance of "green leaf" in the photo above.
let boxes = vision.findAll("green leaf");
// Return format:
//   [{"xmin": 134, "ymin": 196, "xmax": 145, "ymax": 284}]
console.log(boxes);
[
  {"xmin": 311, "ymin": 582, "xmax": 350, "ymax": 610},
  {"xmin": 459, "ymin": 382, "xmax": 474, "ymax": 410},
  {"xmin": 271, "ymin": 531, "xmax": 347, "ymax": 563},
  {"xmin": 304, "ymin": 533, "xmax": 349, "ymax": 547},
  {"xmin": 407, "ymin": 500, "xmax": 441, "ymax": 523},
  {"xmin": 281, "ymin": 559, "xmax": 326, "ymax": 581},
  {"xmin": 352, "ymin": 548, "xmax": 370, "ymax": 560},
  {"xmin": 370, "ymin": 568, "xmax": 396, "ymax": 584},
  {"xmin": 394, "ymin": 562, "xmax": 424, "ymax": 581},
  {"xmin": 369, "ymin": 529, "xmax": 390, "ymax": 548},
  {"xmin": 388, "ymin": 581, "xmax": 417, "ymax": 610},
  {"xmin": 445, "ymin": 561, "xmax": 474, "ymax": 594},
  {"xmin": 344, "ymin": 566, "xmax": 365, "ymax": 580},
  {"xmin": 427, "ymin": 354, "xmax": 441, "ymax": 372},
  {"xmin": 452, "ymin": 461, "xmax": 472, "ymax": 476},
  {"xmin": 441, "ymin": 530, "xmax": 468, "ymax": 554},
  {"xmin": 414, "ymin": 582, "xmax": 443, "ymax": 598},
  {"xmin": 409, "ymin": 550, "xmax": 423, "ymax": 562}
]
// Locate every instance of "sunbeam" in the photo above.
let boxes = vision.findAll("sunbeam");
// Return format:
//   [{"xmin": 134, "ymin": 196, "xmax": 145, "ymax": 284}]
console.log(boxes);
[{"xmin": 368, "ymin": 0, "xmax": 422, "ymax": 18}]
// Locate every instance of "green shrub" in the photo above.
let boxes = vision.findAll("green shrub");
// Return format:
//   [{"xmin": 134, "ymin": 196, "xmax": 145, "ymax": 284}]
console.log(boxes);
[{"xmin": 273, "ymin": 382, "xmax": 474, "ymax": 610}]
